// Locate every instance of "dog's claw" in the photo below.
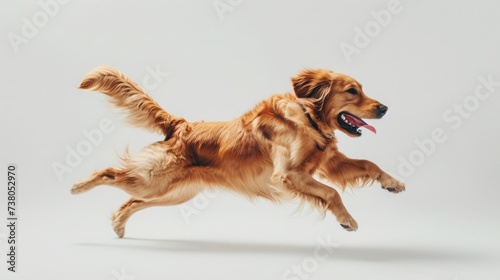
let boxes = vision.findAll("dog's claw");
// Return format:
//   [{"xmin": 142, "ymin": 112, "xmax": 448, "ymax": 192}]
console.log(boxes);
[
  {"xmin": 340, "ymin": 223, "xmax": 357, "ymax": 232},
  {"xmin": 382, "ymin": 186, "xmax": 404, "ymax": 193},
  {"xmin": 70, "ymin": 180, "xmax": 94, "ymax": 195},
  {"xmin": 379, "ymin": 175, "xmax": 405, "ymax": 194},
  {"xmin": 114, "ymin": 226, "xmax": 125, "ymax": 238},
  {"xmin": 70, "ymin": 184, "xmax": 84, "ymax": 195},
  {"xmin": 338, "ymin": 216, "xmax": 358, "ymax": 232}
]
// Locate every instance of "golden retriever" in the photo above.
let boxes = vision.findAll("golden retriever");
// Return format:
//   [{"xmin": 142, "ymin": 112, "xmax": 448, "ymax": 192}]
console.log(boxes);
[{"xmin": 71, "ymin": 66, "xmax": 405, "ymax": 237}]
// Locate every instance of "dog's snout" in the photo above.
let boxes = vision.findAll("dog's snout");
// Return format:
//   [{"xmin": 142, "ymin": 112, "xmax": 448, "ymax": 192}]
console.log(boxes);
[{"xmin": 376, "ymin": 104, "xmax": 388, "ymax": 118}]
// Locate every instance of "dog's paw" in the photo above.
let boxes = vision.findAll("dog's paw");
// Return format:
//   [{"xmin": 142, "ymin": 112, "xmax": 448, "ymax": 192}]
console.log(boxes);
[
  {"xmin": 112, "ymin": 212, "xmax": 125, "ymax": 238},
  {"xmin": 338, "ymin": 215, "xmax": 358, "ymax": 232},
  {"xmin": 71, "ymin": 179, "xmax": 98, "ymax": 195},
  {"xmin": 113, "ymin": 225, "xmax": 125, "ymax": 238},
  {"xmin": 379, "ymin": 174, "xmax": 405, "ymax": 193},
  {"xmin": 70, "ymin": 182, "xmax": 87, "ymax": 195}
]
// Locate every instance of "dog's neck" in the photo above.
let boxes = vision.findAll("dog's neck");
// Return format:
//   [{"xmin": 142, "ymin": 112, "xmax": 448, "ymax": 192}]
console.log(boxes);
[{"xmin": 300, "ymin": 104, "xmax": 333, "ymax": 151}]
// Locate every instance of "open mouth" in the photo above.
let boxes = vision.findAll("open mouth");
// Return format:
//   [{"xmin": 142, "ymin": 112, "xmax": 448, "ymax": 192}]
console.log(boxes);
[{"xmin": 337, "ymin": 111, "xmax": 376, "ymax": 136}]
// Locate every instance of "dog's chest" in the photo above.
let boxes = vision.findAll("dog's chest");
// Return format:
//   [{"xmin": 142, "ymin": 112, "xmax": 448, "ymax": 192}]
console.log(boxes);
[{"xmin": 295, "ymin": 146, "xmax": 326, "ymax": 175}]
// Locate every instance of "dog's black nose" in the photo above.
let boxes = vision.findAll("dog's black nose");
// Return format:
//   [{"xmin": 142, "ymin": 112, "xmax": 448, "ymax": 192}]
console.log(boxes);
[{"xmin": 376, "ymin": 104, "xmax": 388, "ymax": 118}]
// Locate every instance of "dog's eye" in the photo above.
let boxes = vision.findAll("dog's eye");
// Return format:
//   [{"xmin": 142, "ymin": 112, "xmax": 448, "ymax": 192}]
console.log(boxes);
[{"xmin": 346, "ymin": 88, "xmax": 358, "ymax": 95}]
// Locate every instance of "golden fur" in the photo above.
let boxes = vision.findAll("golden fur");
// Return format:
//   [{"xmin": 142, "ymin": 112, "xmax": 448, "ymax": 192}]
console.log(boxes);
[{"xmin": 71, "ymin": 66, "xmax": 405, "ymax": 237}]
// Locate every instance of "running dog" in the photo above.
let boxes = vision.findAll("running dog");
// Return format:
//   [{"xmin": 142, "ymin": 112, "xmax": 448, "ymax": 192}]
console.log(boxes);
[{"xmin": 71, "ymin": 66, "xmax": 405, "ymax": 238}]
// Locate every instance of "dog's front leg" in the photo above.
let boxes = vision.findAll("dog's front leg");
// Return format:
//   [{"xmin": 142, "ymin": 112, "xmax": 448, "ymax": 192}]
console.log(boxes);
[
  {"xmin": 318, "ymin": 151, "xmax": 405, "ymax": 193},
  {"xmin": 271, "ymin": 146, "xmax": 358, "ymax": 231}
]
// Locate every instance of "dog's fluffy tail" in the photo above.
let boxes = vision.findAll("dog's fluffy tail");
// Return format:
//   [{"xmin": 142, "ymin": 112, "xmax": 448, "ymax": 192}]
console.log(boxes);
[{"xmin": 79, "ymin": 66, "xmax": 185, "ymax": 138}]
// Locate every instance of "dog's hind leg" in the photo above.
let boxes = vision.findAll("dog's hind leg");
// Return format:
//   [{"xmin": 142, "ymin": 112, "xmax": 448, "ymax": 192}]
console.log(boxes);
[
  {"xmin": 112, "ymin": 186, "xmax": 201, "ymax": 238},
  {"xmin": 71, "ymin": 167, "xmax": 129, "ymax": 195},
  {"xmin": 70, "ymin": 166, "xmax": 166, "ymax": 200},
  {"xmin": 71, "ymin": 143, "xmax": 184, "ymax": 198}
]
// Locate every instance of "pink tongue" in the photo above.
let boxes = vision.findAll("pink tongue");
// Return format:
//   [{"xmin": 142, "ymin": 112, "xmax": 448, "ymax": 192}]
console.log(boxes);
[
  {"xmin": 344, "ymin": 114, "xmax": 377, "ymax": 134},
  {"xmin": 361, "ymin": 124, "xmax": 376, "ymax": 134}
]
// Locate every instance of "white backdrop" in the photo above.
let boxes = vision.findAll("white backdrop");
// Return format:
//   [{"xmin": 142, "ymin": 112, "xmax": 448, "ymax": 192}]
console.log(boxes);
[{"xmin": 1, "ymin": 0, "xmax": 499, "ymax": 279}]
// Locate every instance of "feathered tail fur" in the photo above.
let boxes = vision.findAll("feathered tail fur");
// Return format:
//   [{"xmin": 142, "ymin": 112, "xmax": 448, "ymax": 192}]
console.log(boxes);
[{"xmin": 78, "ymin": 65, "xmax": 185, "ymax": 138}]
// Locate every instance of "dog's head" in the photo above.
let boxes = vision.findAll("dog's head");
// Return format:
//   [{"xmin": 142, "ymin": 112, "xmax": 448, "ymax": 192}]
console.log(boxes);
[{"xmin": 291, "ymin": 69, "xmax": 388, "ymax": 137}]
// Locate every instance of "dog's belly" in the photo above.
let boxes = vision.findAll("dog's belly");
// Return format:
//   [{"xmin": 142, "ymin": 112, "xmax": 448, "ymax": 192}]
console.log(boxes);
[{"xmin": 214, "ymin": 163, "xmax": 287, "ymax": 202}]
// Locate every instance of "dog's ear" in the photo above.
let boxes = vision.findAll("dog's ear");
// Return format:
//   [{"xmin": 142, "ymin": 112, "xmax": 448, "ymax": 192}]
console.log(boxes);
[{"xmin": 291, "ymin": 69, "xmax": 333, "ymax": 107}]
